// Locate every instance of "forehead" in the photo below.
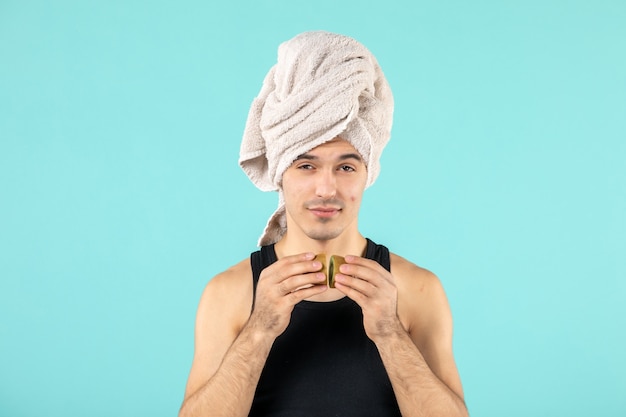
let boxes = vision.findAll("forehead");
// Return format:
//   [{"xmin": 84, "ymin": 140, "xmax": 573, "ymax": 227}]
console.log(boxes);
[{"xmin": 299, "ymin": 138, "xmax": 363, "ymax": 159}]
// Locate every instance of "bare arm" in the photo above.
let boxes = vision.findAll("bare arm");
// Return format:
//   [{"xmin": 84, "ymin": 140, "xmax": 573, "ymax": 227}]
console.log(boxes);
[
  {"xmin": 179, "ymin": 319, "xmax": 274, "ymax": 417},
  {"xmin": 178, "ymin": 252, "xmax": 327, "ymax": 417},
  {"xmin": 334, "ymin": 255, "xmax": 468, "ymax": 417},
  {"xmin": 374, "ymin": 307, "xmax": 467, "ymax": 417}
]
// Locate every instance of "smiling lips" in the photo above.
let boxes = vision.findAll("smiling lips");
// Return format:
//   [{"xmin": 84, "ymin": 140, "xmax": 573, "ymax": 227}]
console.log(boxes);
[
  {"xmin": 305, "ymin": 198, "xmax": 345, "ymax": 219},
  {"xmin": 309, "ymin": 207, "xmax": 341, "ymax": 218}
]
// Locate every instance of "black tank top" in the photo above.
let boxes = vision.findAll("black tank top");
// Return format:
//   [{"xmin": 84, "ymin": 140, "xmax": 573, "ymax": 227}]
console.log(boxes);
[{"xmin": 249, "ymin": 238, "xmax": 401, "ymax": 417}]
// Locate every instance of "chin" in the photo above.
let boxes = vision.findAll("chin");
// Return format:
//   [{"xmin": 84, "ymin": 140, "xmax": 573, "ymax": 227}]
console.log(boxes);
[{"xmin": 305, "ymin": 228, "xmax": 343, "ymax": 241}]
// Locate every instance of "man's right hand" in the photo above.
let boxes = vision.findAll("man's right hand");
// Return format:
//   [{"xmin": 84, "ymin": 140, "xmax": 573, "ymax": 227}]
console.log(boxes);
[{"xmin": 247, "ymin": 252, "xmax": 327, "ymax": 337}]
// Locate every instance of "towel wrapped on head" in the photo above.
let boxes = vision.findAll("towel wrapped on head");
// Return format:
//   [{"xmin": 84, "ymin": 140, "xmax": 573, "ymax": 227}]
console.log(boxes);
[{"xmin": 239, "ymin": 31, "xmax": 394, "ymax": 246}]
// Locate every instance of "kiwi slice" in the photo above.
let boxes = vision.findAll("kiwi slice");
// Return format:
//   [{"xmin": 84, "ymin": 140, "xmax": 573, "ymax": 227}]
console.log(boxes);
[
  {"xmin": 328, "ymin": 255, "xmax": 345, "ymax": 288},
  {"xmin": 314, "ymin": 254, "xmax": 346, "ymax": 287}
]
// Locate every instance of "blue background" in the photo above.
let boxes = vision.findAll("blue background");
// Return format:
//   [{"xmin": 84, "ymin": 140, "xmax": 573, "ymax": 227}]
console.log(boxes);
[{"xmin": 1, "ymin": 1, "xmax": 625, "ymax": 416}]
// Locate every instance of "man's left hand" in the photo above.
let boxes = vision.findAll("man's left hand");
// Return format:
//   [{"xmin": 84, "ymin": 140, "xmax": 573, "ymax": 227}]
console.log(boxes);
[{"xmin": 334, "ymin": 256, "xmax": 402, "ymax": 342}]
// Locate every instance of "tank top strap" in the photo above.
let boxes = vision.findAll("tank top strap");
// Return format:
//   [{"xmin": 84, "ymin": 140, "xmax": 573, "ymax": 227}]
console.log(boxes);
[
  {"xmin": 251, "ymin": 243, "xmax": 277, "ymax": 298},
  {"xmin": 364, "ymin": 238, "xmax": 391, "ymax": 272}
]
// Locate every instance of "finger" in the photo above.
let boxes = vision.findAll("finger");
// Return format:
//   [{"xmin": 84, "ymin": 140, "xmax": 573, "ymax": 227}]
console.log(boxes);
[
  {"xmin": 281, "ymin": 252, "xmax": 316, "ymax": 263},
  {"xmin": 277, "ymin": 272, "xmax": 326, "ymax": 295},
  {"xmin": 344, "ymin": 255, "xmax": 387, "ymax": 271},
  {"xmin": 261, "ymin": 254, "xmax": 323, "ymax": 283},
  {"xmin": 333, "ymin": 273, "xmax": 377, "ymax": 297},
  {"xmin": 284, "ymin": 283, "xmax": 328, "ymax": 303},
  {"xmin": 342, "ymin": 256, "xmax": 394, "ymax": 284},
  {"xmin": 333, "ymin": 277, "xmax": 370, "ymax": 305},
  {"xmin": 337, "ymin": 263, "xmax": 385, "ymax": 288}
]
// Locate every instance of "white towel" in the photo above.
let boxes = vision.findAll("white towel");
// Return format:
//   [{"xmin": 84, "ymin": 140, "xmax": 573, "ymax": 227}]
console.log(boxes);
[{"xmin": 239, "ymin": 31, "xmax": 394, "ymax": 246}]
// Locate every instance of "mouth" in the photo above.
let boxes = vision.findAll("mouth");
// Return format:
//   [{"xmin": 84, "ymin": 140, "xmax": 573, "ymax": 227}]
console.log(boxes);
[{"xmin": 308, "ymin": 207, "xmax": 341, "ymax": 218}]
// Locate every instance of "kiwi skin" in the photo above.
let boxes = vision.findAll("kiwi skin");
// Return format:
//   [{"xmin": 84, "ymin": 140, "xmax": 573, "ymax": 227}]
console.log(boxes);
[
  {"xmin": 313, "ymin": 254, "xmax": 345, "ymax": 288},
  {"xmin": 314, "ymin": 254, "xmax": 326, "ymax": 275}
]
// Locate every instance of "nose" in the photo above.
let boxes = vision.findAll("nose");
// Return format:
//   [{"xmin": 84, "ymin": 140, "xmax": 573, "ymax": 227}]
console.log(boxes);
[{"xmin": 315, "ymin": 169, "xmax": 337, "ymax": 199}]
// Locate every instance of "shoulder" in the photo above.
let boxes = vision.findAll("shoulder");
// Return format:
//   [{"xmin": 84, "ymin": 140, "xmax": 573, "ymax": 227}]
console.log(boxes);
[
  {"xmin": 389, "ymin": 252, "xmax": 443, "ymax": 297},
  {"xmin": 203, "ymin": 257, "xmax": 252, "ymax": 297},
  {"xmin": 197, "ymin": 257, "xmax": 254, "ymax": 333},
  {"xmin": 389, "ymin": 252, "xmax": 452, "ymax": 338}
]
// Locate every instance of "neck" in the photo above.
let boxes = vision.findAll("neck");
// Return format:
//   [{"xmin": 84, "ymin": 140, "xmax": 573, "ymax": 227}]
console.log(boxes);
[{"xmin": 274, "ymin": 230, "xmax": 367, "ymax": 259}]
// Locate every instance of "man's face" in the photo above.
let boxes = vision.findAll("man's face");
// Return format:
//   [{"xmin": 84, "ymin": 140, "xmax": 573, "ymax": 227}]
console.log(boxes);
[{"xmin": 281, "ymin": 138, "xmax": 368, "ymax": 242}]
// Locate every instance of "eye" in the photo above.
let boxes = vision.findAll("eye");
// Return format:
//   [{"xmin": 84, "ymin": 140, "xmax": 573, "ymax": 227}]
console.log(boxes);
[
  {"xmin": 297, "ymin": 163, "xmax": 315, "ymax": 170},
  {"xmin": 339, "ymin": 165, "xmax": 356, "ymax": 172}
]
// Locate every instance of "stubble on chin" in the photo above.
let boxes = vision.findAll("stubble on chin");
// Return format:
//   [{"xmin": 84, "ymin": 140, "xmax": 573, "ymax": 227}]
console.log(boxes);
[
  {"xmin": 305, "ymin": 228, "xmax": 342, "ymax": 242},
  {"xmin": 304, "ymin": 217, "xmax": 344, "ymax": 241}
]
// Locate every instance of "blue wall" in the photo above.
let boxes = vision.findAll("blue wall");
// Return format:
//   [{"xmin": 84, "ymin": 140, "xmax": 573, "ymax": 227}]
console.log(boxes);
[{"xmin": 1, "ymin": 1, "xmax": 624, "ymax": 416}]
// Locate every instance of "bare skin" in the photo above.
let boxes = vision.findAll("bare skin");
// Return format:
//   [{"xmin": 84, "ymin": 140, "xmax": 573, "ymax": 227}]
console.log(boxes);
[{"xmin": 179, "ymin": 138, "xmax": 468, "ymax": 417}]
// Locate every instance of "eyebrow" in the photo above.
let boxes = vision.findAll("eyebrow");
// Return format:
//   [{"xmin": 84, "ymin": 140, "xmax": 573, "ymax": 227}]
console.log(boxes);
[{"xmin": 294, "ymin": 152, "xmax": 363, "ymax": 162}]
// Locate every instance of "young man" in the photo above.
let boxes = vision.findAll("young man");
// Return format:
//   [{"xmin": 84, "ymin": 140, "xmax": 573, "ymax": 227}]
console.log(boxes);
[{"xmin": 179, "ymin": 32, "xmax": 468, "ymax": 417}]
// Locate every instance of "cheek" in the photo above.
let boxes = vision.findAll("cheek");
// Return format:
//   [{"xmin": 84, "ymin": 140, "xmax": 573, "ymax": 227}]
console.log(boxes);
[
  {"xmin": 350, "ymin": 180, "xmax": 367, "ymax": 203},
  {"xmin": 347, "ymin": 187, "xmax": 365, "ymax": 204},
  {"xmin": 282, "ymin": 173, "xmax": 301, "ymax": 197}
]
